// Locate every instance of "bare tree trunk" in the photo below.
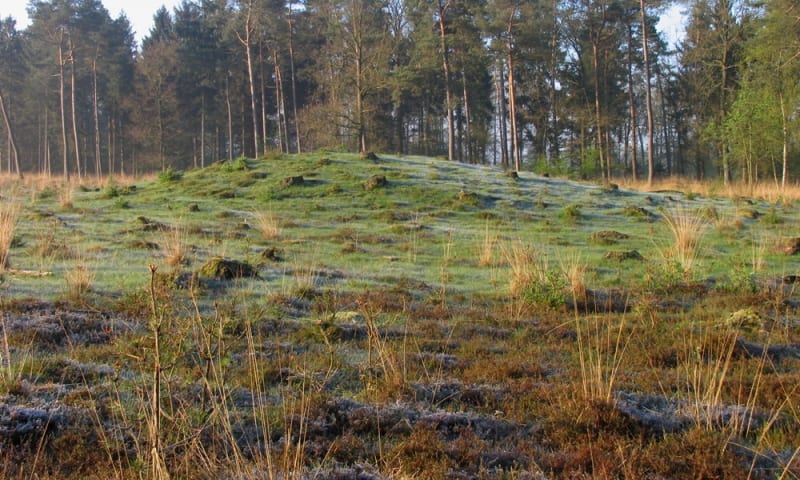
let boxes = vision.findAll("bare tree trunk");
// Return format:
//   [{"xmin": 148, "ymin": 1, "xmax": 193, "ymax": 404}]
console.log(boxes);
[
  {"xmin": 0, "ymin": 87, "xmax": 23, "ymax": 179},
  {"xmin": 355, "ymin": 44, "xmax": 367, "ymax": 153},
  {"xmin": 495, "ymin": 60, "xmax": 509, "ymax": 168},
  {"xmin": 640, "ymin": 0, "xmax": 655, "ymax": 186},
  {"xmin": 200, "ymin": 96, "xmax": 206, "ymax": 168},
  {"xmin": 237, "ymin": 0, "xmax": 260, "ymax": 158},
  {"xmin": 627, "ymin": 24, "xmax": 638, "ymax": 182},
  {"xmin": 273, "ymin": 49, "xmax": 287, "ymax": 153},
  {"xmin": 156, "ymin": 93, "xmax": 165, "ymax": 171},
  {"xmin": 58, "ymin": 36, "xmax": 70, "ymax": 181},
  {"xmin": 68, "ymin": 35, "xmax": 82, "ymax": 180},
  {"xmin": 225, "ymin": 75, "xmax": 233, "ymax": 161},
  {"xmin": 259, "ymin": 43, "xmax": 268, "ymax": 155},
  {"xmin": 461, "ymin": 71, "xmax": 472, "ymax": 163},
  {"xmin": 92, "ymin": 57, "xmax": 102, "ymax": 179},
  {"xmin": 780, "ymin": 92, "xmax": 788, "ymax": 190},
  {"xmin": 592, "ymin": 41, "xmax": 606, "ymax": 182},
  {"xmin": 548, "ymin": 0, "xmax": 560, "ymax": 163},
  {"xmin": 44, "ymin": 98, "xmax": 51, "ymax": 176},
  {"xmin": 437, "ymin": 0, "xmax": 455, "ymax": 161},
  {"xmin": 507, "ymin": 46, "xmax": 520, "ymax": 171},
  {"xmin": 287, "ymin": 0, "xmax": 301, "ymax": 153}
]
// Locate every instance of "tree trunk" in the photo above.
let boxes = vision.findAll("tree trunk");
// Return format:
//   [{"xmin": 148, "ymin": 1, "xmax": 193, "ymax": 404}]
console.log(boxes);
[
  {"xmin": 626, "ymin": 24, "xmax": 638, "ymax": 181},
  {"xmin": 237, "ymin": 1, "xmax": 260, "ymax": 158},
  {"xmin": 548, "ymin": 0, "xmax": 560, "ymax": 163},
  {"xmin": 437, "ymin": 0, "xmax": 455, "ymax": 161},
  {"xmin": 226, "ymin": 75, "xmax": 233, "ymax": 161},
  {"xmin": 273, "ymin": 49, "xmax": 288, "ymax": 153},
  {"xmin": 259, "ymin": 42, "xmax": 268, "ymax": 155},
  {"xmin": 92, "ymin": 57, "xmax": 102, "ymax": 179},
  {"xmin": 287, "ymin": 0, "xmax": 301, "ymax": 153},
  {"xmin": 507, "ymin": 48, "xmax": 520, "ymax": 171},
  {"xmin": 461, "ymin": 71, "xmax": 472, "ymax": 163},
  {"xmin": 201, "ymin": 96, "xmax": 206, "ymax": 168},
  {"xmin": 355, "ymin": 42, "xmax": 367, "ymax": 153},
  {"xmin": 592, "ymin": 41, "xmax": 605, "ymax": 181},
  {"xmin": 58, "ymin": 38, "xmax": 70, "ymax": 181},
  {"xmin": 780, "ymin": 92, "xmax": 788, "ymax": 189},
  {"xmin": 495, "ymin": 60, "xmax": 509, "ymax": 168},
  {"xmin": 640, "ymin": 0, "xmax": 655, "ymax": 186},
  {"xmin": 0, "ymin": 87, "xmax": 22, "ymax": 179},
  {"xmin": 68, "ymin": 35, "xmax": 82, "ymax": 180}
]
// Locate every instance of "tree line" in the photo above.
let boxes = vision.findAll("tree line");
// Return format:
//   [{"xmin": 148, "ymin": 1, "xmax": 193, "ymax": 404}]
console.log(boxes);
[{"xmin": 0, "ymin": 0, "xmax": 798, "ymax": 185}]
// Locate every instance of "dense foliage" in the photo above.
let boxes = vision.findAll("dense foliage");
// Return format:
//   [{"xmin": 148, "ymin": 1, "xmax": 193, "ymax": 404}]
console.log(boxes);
[{"xmin": 0, "ymin": 0, "xmax": 797, "ymax": 183}]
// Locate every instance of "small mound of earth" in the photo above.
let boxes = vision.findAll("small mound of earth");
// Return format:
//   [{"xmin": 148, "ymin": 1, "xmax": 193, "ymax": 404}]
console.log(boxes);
[
  {"xmin": 281, "ymin": 175, "xmax": 305, "ymax": 187},
  {"xmin": 783, "ymin": 237, "xmax": 800, "ymax": 255},
  {"xmin": 604, "ymin": 249, "xmax": 644, "ymax": 262},
  {"xmin": 364, "ymin": 175, "xmax": 387, "ymax": 190},
  {"xmin": 197, "ymin": 256, "xmax": 259, "ymax": 280},
  {"xmin": 590, "ymin": 230, "xmax": 629, "ymax": 245}
]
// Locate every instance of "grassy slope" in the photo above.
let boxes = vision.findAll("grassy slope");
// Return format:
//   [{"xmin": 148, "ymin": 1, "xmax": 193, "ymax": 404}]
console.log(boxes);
[
  {"xmin": 7, "ymin": 152, "xmax": 797, "ymax": 300},
  {"xmin": 1, "ymin": 152, "xmax": 799, "ymax": 479}
]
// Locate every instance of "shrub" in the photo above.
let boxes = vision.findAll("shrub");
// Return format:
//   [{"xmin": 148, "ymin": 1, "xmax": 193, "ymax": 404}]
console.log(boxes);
[
  {"xmin": 158, "ymin": 167, "xmax": 183, "ymax": 183},
  {"xmin": 560, "ymin": 204, "xmax": 581, "ymax": 222},
  {"xmin": 220, "ymin": 156, "xmax": 249, "ymax": 173}
]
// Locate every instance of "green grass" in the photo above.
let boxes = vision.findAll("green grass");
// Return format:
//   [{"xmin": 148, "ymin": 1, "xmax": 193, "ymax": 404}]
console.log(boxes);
[{"xmin": 0, "ymin": 152, "xmax": 799, "ymax": 479}]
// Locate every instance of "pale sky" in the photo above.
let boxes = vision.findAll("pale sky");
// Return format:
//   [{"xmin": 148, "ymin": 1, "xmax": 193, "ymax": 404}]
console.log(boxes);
[{"xmin": 1, "ymin": 0, "xmax": 182, "ymax": 47}]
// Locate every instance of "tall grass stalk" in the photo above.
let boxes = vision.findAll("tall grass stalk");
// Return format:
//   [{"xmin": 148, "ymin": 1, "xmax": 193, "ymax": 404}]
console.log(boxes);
[
  {"xmin": 574, "ymin": 314, "xmax": 629, "ymax": 403},
  {"xmin": 682, "ymin": 326, "xmax": 737, "ymax": 430},
  {"xmin": 559, "ymin": 251, "xmax": 587, "ymax": 300},
  {"xmin": 147, "ymin": 264, "xmax": 170, "ymax": 480},
  {"xmin": 439, "ymin": 230, "xmax": 454, "ymax": 308},
  {"xmin": 0, "ymin": 199, "xmax": 20, "ymax": 271},
  {"xmin": 245, "ymin": 319, "xmax": 276, "ymax": 477},
  {"xmin": 478, "ymin": 220, "xmax": 497, "ymax": 267},
  {"xmin": 0, "ymin": 315, "xmax": 32, "ymax": 392}
]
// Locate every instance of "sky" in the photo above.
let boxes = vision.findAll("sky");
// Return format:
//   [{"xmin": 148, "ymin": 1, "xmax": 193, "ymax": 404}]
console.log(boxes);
[
  {"xmin": 3, "ymin": 0, "xmax": 687, "ymax": 49},
  {"xmin": 1, "ymin": 0, "xmax": 182, "ymax": 46}
]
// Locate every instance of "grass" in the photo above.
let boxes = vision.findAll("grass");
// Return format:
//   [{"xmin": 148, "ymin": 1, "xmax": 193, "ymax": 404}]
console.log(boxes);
[
  {"xmin": 0, "ymin": 198, "xmax": 20, "ymax": 270},
  {"xmin": 252, "ymin": 209, "xmax": 281, "ymax": 241},
  {"xmin": 658, "ymin": 205, "xmax": 708, "ymax": 279},
  {"xmin": 0, "ymin": 155, "xmax": 799, "ymax": 479}
]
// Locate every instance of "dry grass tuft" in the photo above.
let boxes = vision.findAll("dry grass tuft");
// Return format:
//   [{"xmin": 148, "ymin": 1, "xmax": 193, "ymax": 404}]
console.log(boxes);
[
  {"xmin": 0, "ymin": 199, "xmax": 21, "ymax": 271},
  {"xmin": 559, "ymin": 251, "xmax": 587, "ymax": 300},
  {"xmin": 58, "ymin": 182, "xmax": 74, "ymax": 209},
  {"xmin": 65, "ymin": 261, "xmax": 95, "ymax": 298},
  {"xmin": 160, "ymin": 224, "xmax": 189, "ymax": 267},
  {"xmin": 503, "ymin": 241, "xmax": 541, "ymax": 297},
  {"xmin": 477, "ymin": 221, "xmax": 498, "ymax": 267},
  {"xmin": 575, "ymin": 314, "xmax": 630, "ymax": 404},
  {"xmin": 252, "ymin": 209, "xmax": 281, "ymax": 241},
  {"xmin": 659, "ymin": 206, "xmax": 708, "ymax": 276}
]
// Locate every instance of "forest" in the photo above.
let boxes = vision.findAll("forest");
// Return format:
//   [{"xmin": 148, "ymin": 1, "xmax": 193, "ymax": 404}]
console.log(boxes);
[{"xmin": 0, "ymin": 0, "xmax": 798, "ymax": 185}]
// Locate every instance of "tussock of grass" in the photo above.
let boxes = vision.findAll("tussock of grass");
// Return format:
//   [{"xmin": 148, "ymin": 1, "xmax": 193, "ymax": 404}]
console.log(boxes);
[
  {"xmin": 659, "ymin": 205, "xmax": 708, "ymax": 277},
  {"xmin": 0, "ymin": 199, "xmax": 20, "ymax": 270},
  {"xmin": 252, "ymin": 209, "xmax": 281, "ymax": 241}
]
